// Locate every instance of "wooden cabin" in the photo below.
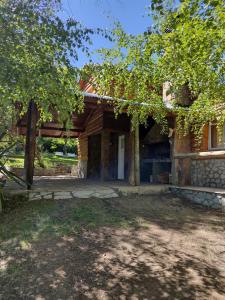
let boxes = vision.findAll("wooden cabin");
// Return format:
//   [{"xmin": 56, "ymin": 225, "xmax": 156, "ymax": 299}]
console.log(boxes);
[
  {"xmin": 77, "ymin": 93, "xmax": 175, "ymax": 186},
  {"xmin": 16, "ymin": 90, "xmax": 176, "ymax": 187},
  {"xmin": 16, "ymin": 84, "xmax": 225, "ymax": 189}
]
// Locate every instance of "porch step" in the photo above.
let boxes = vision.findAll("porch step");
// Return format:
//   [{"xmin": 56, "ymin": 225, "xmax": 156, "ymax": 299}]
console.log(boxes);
[
  {"xmin": 28, "ymin": 188, "xmax": 120, "ymax": 201},
  {"xmin": 170, "ymin": 186, "xmax": 225, "ymax": 209},
  {"xmin": 28, "ymin": 183, "xmax": 171, "ymax": 201},
  {"xmin": 113, "ymin": 184, "xmax": 171, "ymax": 196},
  {"xmin": 3, "ymin": 183, "xmax": 171, "ymax": 204}
]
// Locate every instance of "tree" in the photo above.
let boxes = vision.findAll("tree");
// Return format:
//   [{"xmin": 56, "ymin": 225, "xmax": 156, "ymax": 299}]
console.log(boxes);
[
  {"xmin": 0, "ymin": 0, "xmax": 96, "ymax": 137},
  {"xmin": 87, "ymin": 0, "xmax": 225, "ymax": 139},
  {"xmin": 0, "ymin": 0, "xmax": 100, "ymax": 187}
]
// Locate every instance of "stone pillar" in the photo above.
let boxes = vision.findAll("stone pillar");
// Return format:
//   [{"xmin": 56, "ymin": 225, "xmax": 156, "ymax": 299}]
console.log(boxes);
[
  {"xmin": 77, "ymin": 135, "xmax": 88, "ymax": 179},
  {"xmin": 101, "ymin": 130, "xmax": 110, "ymax": 181}
]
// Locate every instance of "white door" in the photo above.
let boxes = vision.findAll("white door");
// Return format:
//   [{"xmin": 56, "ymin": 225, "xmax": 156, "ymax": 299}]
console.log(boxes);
[{"xmin": 118, "ymin": 135, "xmax": 125, "ymax": 180}]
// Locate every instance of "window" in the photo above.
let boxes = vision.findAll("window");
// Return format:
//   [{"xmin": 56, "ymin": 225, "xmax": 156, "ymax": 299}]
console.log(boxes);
[{"xmin": 208, "ymin": 123, "xmax": 225, "ymax": 150}]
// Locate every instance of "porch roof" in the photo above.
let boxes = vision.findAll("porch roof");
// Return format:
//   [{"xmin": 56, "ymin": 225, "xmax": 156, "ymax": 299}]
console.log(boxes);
[
  {"xmin": 16, "ymin": 91, "xmax": 172, "ymax": 139},
  {"xmin": 16, "ymin": 93, "xmax": 116, "ymax": 138}
]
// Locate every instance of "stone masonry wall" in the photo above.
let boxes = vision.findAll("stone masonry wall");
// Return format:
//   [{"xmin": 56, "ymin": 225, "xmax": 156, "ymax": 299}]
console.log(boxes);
[
  {"xmin": 191, "ymin": 159, "xmax": 225, "ymax": 188},
  {"xmin": 170, "ymin": 187, "xmax": 225, "ymax": 209},
  {"xmin": 11, "ymin": 165, "xmax": 77, "ymax": 177}
]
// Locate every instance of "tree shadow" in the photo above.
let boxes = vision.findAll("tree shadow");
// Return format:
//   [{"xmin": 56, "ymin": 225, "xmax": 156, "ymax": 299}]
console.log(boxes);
[{"xmin": 1, "ymin": 194, "xmax": 225, "ymax": 299}]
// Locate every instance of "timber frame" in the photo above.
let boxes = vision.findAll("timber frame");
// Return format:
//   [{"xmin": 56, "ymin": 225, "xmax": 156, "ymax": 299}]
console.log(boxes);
[{"xmin": 18, "ymin": 93, "xmax": 143, "ymax": 188}]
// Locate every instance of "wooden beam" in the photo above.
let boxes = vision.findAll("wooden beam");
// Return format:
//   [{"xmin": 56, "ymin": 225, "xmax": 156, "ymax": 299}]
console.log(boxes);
[
  {"xmin": 24, "ymin": 100, "xmax": 38, "ymax": 189},
  {"xmin": 83, "ymin": 109, "xmax": 95, "ymax": 127},
  {"xmin": 18, "ymin": 125, "xmax": 83, "ymax": 132},
  {"xmin": 17, "ymin": 127, "xmax": 80, "ymax": 138}
]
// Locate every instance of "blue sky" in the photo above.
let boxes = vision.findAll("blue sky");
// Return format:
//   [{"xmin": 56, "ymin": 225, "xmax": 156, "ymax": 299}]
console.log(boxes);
[{"xmin": 61, "ymin": 0, "xmax": 151, "ymax": 67}]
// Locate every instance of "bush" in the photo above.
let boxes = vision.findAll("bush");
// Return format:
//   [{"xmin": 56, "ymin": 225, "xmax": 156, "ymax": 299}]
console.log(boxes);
[{"xmin": 37, "ymin": 137, "xmax": 78, "ymax": 154}]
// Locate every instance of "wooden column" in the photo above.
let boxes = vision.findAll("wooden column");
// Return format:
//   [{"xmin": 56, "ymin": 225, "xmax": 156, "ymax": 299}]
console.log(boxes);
[
  {"xmin": 129, "ymin": 124, "xmax": 140, "ymax": 186},
  {"xmin": 173, "ymin": 120, "xmax": 192, "ymax": 185},
  {"xmin": 170, "ymin": 133, "xmax": 176, "ymax": 185},
  {"xmin": 24, "ymin": 100, "xmax": 38, "ymax": 189},
  {"xmin": 101, "ymin": 130, "xmax": 110, "ymax": 181}
]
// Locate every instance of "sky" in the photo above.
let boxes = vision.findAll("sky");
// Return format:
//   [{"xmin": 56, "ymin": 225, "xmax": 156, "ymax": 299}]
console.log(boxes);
[{"xmin": 60, "ymin": 0, "xmax": 151, "ymax": 67}]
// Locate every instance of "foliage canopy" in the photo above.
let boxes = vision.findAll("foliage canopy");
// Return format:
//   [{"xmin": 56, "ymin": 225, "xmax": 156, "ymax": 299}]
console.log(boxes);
[
  {"xmin": 87, "ymin": 0, "xmax": 225, "ymax": 138},
  {"xmin": 0, "ymin": 0, "xmax": 97, "ymax": 136}
]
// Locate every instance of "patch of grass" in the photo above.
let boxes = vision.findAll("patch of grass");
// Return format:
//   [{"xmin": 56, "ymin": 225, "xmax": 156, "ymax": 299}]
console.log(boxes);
[
  {"xmin": 39, "ymin": 154, "xmax": 77, "ymax": 169},
  {"xmin": 72, "ymin": 200, "xmax": 132, "ymax": 229},
  {"xmin": 0, "ymin": 201, "xmax": 56, "ymax": 243},
  {"xmin": 4, "ymin": 154, "xmax": 77, "ymax": 169},
  {"xmin": 0, "ymin": 198, "xmax": 134, "ymax": 249},
  {"xmin": 4, "ymin": 156, "xmax": 24, "ymax": 168}
]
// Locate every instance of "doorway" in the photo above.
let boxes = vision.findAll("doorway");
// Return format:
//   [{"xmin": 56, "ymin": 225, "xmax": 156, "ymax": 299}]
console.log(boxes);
[{"xmin": 87, "ymin": 134, "xmax": 101, "ymax": 179}]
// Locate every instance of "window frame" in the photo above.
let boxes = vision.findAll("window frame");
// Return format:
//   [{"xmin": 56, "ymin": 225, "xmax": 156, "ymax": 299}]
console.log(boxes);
[{"xmin": 208, "ymin": 123, "xmax": 225, "ymax": 151}]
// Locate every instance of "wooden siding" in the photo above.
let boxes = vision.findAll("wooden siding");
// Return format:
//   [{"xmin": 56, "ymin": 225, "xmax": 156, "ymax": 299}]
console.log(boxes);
[
  {"xmin": 174, "ymin": 123, "xmax": 209, "ymax": 154},
  {"xmin": 78, "ymin": 136, "xmax": 88, "ymax": 161},
  {"xmin": 191, "ymin": 124, "xmax": 209, "ymax": 152},
  {"xmin": 84, "ymin": 109, "xmax": 104, "ymax": 136},
  {"xmin": 78, "ymin": 109, "xmax": 104, "ymax": 164}
]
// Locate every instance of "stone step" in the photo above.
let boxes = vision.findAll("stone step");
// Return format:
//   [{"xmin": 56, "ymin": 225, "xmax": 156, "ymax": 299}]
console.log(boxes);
[
  {"xmin": 4, "ymin": 184, "xmax": 171, "ymax": 203},
  {"xmin": 28, "ymin": 188, "xmax": 119, "ymax": 201},
  {"xmin": 170, "ymin": 186, "xmax": 225, "ymax": 209},
  {"xmin": 28, "ymin": 184, "xmax": 171, "ymax": 201}
]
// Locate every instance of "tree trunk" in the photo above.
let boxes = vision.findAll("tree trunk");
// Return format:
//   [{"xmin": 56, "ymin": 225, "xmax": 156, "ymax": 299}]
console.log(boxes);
[{"xmin": 24, "ymin": 100, "xmax": 38, "ymax": 189}]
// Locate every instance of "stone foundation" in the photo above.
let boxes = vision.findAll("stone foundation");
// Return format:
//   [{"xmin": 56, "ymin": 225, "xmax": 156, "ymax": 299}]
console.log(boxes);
[
  {"xmin": 77, "ymin": 160, "xmax": 87, "ymax": 179},
  {"xmin": 171, "ymin": 186, "xmax": 225, "ymax": 209},
  {"xmin": 11, "ymin": 165, "xmax": 76, "ymax": 177},
  {"xmin": 191, "ymin": 159, "xmax": 225, "ymax": 188}
]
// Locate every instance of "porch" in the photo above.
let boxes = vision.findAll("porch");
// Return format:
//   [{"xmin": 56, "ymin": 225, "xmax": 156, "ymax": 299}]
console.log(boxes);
[
  {"xmin": 4, "ymin": 176, "xmax": 171, "ymax": 202},
  {"xmin": 16, "ymin": 94, "xmax": 174, "ymax": 188}
]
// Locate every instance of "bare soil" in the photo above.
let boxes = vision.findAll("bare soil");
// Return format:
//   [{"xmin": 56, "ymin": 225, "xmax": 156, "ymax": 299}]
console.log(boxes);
[{"xmin": 0, "ymin": 194, "xmax": 225, "ymax": 299}]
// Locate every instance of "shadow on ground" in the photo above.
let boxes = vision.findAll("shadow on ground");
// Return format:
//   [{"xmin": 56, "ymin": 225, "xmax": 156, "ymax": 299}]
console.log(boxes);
[{"xmin": 1, "ymin": 194, "xmax": 225, "ymax": 299}]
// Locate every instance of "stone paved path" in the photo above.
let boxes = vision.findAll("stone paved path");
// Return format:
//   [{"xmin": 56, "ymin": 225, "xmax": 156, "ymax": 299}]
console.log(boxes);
[{"xmin": 29, "ymin": 187, "xmax": 119, "ymax": 201}]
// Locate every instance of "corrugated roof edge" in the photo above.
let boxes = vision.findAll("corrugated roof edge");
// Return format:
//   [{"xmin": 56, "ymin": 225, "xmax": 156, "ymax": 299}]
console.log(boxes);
[{"xmin": 83, "ymin": 92, "xmax": 173, "ymax": 109}]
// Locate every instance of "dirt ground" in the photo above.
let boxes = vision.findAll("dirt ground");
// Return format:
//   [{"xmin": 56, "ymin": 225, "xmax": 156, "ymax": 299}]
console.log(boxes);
[{"xmin": 0, "ymin": 193, "xmax": 225, "ymax": 300}]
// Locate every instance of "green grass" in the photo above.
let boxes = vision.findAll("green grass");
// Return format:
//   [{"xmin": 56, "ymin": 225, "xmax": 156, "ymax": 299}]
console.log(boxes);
[
  {"xmin": 41, "ymin": 154, "xmax": 77, "ymax": 168},
  {"xmin": 0, "ymin": 199, "xmax": 132, "ymax": 247},
  {"xmin": 4, "ymin": 153, "xmax": 77, "ymax": 169},
  {"xmin": 73, "ymin": 202, "xmax": 129, "ymax": 229},
  {"xmin": 4, "ymin": 155, "xmax": 24, "ymax": 168}
]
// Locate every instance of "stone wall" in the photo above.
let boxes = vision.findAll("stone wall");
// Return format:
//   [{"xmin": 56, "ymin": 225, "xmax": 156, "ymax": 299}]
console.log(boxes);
[
  {"xmin": 191, "ymin": 159, "xmax": 225, "ymax": 188},
  {"xmin": 77, "ymin": 160, "xmax": 87, "ymax": 178},
  {"xmin": 11, "ymin": 165, "xmax": 77, "ymax": 177},
  {"xmin": 170, "ymin": 186, "xmax": 225, "ymax": 209}
]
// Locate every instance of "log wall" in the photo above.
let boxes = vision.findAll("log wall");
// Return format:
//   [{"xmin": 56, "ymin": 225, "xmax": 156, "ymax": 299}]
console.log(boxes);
[{"xmin": 77, "ymin": 109, "xmax": 104, "ymax": 178}]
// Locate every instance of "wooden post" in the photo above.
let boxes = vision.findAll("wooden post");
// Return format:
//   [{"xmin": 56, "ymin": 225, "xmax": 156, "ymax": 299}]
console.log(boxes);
[
  {"xmin": 0, "ymin": 195, "xmax": 2, "ymax": 214},
  {"xmin": 24, "ymin": 100, "xmax": 38, "ymax": 189},
  {"xmin": 101, "ymin": 130, "xmax": 110, "ymax": 181},
  {"xmin": 134, "ymin": 124, "xmax": 140, "ymax": 185},
  {"xmin": 173, "ymin": 119, "xmax": 192, "ymax": 185},
  {"xmin": 129, "ymin": 124, "xmax": 140, "ymax": 185}
]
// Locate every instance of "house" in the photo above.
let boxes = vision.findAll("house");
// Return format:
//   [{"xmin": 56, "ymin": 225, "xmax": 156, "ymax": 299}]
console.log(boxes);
[{"xmin": 16, "ymin": 82, "xmax": 225, "ymax": 189}]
